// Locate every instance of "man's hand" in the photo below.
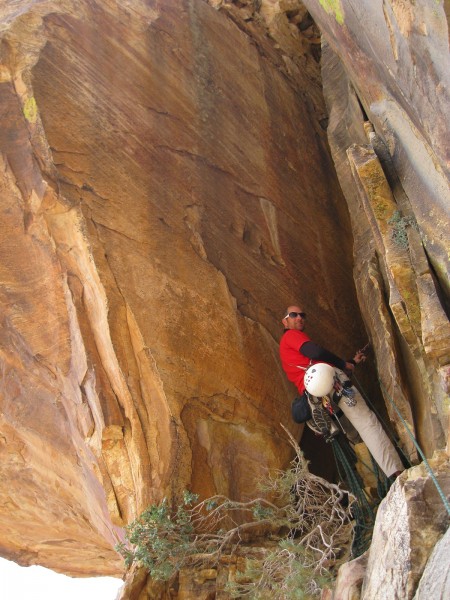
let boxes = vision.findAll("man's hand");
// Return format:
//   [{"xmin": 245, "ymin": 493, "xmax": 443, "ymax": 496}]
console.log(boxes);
[
  {"xmin": 353, "ymin": 342, "xmax": 369, "ymax": 364},
  {"xmin": 344, "ymin": 349, "xmax": 366, "ymax": 375},
  {"xmin": 353, "ymin": 350, "xmax": 367, "ymax": 364},
  {"xmin": 344, "ymin": 361, "xmax": 355, "ymax": 375}
]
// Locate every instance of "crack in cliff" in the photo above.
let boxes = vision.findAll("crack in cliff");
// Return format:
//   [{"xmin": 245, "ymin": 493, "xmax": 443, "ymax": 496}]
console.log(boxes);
[
  {"xmin": 90, "ymin": 217, "xmax": 149, "ymax": 248},
  {"xmin": 50, "ymin": 147, "xmax": 88, "ymax": 156},
  {"xmin": 155, "ymin": 144, "xmax": 237, "ymax": 178},
  {"xmin": 44, "ymin": 205, "xmax": 159, "ymax": 520},
  {"xmin": 89, "ymin": 217, "xmax": 185, "ymax": 502}
]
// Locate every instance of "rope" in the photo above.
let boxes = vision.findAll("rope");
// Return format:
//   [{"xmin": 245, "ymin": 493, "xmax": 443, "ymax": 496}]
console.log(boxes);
[
  {"xmin": 377, "ymin": 378, "xmax": 450, "ymax": 516},
  {"xmin": 331, "ymin": 436, "xmax": 375, "ymax": 558},
  {"xmin": 370, "ymin": 454, "xmax": 390, "ymax": 499}
]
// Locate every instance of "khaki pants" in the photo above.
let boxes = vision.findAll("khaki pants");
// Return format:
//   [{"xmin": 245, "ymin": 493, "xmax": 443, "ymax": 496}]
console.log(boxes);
[{"xmin": 335, "ymin": 369, "xmax": 403, "ymax": 478}]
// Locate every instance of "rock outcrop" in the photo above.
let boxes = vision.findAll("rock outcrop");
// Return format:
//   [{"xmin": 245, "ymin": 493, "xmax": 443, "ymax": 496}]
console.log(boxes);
[
  {"xmin": 305, "ymin": 0, "xmax": 450, "ymax": 458},
  {"xmin": 414, "ymin": 521, "xmax": 450, "ymax": 600},
  {"xmin": 0, "ymin": 0, "xmax": 361, "ymax": 579},
  {"xmin": 0, "ymin": 0, "xmax": 448, "ymax": 597},
  {"xmin": 332, "ymin": 452, "xmax": 450, "ymax": 600},
  {"xmin": 361, "ymin": 454, "xmax": 449, "ymax": 599}
]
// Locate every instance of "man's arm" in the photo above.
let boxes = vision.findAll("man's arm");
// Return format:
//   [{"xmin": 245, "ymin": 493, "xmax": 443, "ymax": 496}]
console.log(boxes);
[{"xmin": 300, "ymin": 341, "xmax": 348, "ymax": 371}]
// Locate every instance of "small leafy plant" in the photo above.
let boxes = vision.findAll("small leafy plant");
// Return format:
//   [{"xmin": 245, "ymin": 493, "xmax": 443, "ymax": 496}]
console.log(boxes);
[
  {"xmin": 388, "ymin": 210, "xmax": 417, "ymax": 248},
  {"xmin": 116, "ymin": 490, "xmax": 199, "ymax": 581}
]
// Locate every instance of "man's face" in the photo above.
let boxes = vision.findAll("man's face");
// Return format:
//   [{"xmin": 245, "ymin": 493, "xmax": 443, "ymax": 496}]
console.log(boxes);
[{"xmin": 282, "ymin": 305, "xmax": 306, "ymax": 331}]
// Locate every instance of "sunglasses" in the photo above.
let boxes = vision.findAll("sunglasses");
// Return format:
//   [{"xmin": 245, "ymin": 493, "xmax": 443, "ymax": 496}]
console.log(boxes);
[{"xmin": 285, "ymin": 311, "xmax": 306, "ymax": 319}]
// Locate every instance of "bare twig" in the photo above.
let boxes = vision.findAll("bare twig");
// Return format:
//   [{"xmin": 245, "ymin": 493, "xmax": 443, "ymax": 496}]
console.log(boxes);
[{"xmin": 118, "ymin": 425, "xmax": 354, "ymax": 597}]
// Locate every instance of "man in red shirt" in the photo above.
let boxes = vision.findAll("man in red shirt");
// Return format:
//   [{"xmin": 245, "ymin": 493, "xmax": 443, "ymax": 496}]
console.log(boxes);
[
  {"xmin": 279, "ymin": 307, "xmax": 361, "ymax": 394},
  {"xmin": 279, "ymin": 305, "xmax": 403, "ymax": 478}
]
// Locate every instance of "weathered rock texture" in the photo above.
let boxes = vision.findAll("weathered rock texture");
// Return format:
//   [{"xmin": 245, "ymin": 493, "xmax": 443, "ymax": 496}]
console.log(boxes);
[
  {"xmin": 302, "ymin": 0, "xmax": 450, "ymax": 291},
  {"xmin": 332, "ymin": 452, "xmax": 450, "ymax": 600},
  {"xmin": 414, "ymin": 522, "xmax": 450, "ymax": 600},
  {"xmin": 361, "ymin": 453, "xmax": 450, "ymax": 600},
  {"xmin": 301, "ymin": 0, "xmax": 450, "ymax": 455},
  {"xmin": 331, "ymin": 551, "xmax": 368, "ymax": 600},
  {"xmin": 0, "ymin": 0, "xmax": 449, "ymax": 597},
  {"xmin": 0, "ymin": 0, "xmax": 362, "ymax": 580}
]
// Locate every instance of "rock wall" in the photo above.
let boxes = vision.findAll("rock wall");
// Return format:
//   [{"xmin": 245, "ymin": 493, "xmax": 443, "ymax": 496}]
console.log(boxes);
[
  {"xmin": 0, "ymin": 0, "xmax": 449, "ymax": 597},
  {"xmin": 0, "ymin": 0, "xmax": 364, "ymax": 579},
  {"xmin": 301, "ymin": 0, "xmax": 450, "ymax": 453},
  {"xmin": 332, "ymin": 452, "xmax": 450, "ymax": 600}
]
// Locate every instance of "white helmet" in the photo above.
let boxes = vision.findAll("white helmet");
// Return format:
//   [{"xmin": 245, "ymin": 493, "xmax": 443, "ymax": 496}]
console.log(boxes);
[{"xmin": 304, "ymin": 363, "xmax": 335, "ymax": 397}]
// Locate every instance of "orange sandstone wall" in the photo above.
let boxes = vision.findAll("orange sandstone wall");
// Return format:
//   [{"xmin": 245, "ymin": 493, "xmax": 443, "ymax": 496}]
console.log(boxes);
[{"xmin": 0, "ymin": 0, "xmax": 362, "ymax": 577}]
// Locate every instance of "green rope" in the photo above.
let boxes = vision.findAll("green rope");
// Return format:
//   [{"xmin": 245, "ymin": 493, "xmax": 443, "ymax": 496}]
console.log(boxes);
[
  {"xmin": 331, "ymin": 437, "xmax": 375, "ymax": 557},
  {"xmin": 377, "ymin": 378, "xmax": 450, "ymax": 517},
  {"xmin": 370, "ymin": 454, "xmax": 390, "ymax": 499}
]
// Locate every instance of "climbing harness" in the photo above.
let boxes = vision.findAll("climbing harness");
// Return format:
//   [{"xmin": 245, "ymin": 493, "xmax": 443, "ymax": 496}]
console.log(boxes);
[
  {"xmin": 304, "ymin": 368, "xmax": 416, "ymax": 557},
  {"xmin": 305, "ymin": 390, "xmax": 382, "ymax": 557},
  {"xmin": 333, "ymin": 372, "xmax": 357, "ymax": 407}
]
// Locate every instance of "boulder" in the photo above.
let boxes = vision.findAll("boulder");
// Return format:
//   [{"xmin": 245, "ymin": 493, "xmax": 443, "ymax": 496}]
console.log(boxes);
[{"xmin": 361, "ymin": 453, "xmax": 450, "ymax": 599}]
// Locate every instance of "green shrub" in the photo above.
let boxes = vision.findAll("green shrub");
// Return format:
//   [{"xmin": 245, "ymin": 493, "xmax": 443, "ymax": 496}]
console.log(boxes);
[{"xmin": 388, "ymin": 210, "xmax": 417, "ymax": 248}]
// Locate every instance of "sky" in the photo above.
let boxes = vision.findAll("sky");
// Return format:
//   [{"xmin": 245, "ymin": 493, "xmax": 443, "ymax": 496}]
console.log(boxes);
[{"xmin": 0, "ymin": 557, "xmax": 123, "ymax": 600}]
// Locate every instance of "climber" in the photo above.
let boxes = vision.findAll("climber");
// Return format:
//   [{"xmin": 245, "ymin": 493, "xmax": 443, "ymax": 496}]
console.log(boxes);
[{"xmin": 279, "ymin": 305, "xmax": 403, "ymax": 479}]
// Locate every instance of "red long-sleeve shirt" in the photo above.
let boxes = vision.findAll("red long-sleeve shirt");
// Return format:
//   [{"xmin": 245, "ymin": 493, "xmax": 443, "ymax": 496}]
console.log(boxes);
[
  {"xmin": 279, "ymin": 329, "xmax": 312, "ymax": 393},
  {"xmin": 279, "ymin": 329, "xmax": 347, "ymax": 393}
]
